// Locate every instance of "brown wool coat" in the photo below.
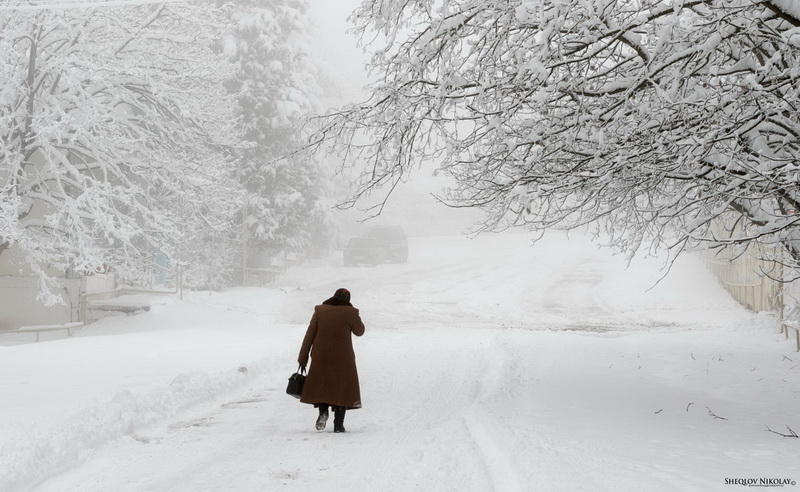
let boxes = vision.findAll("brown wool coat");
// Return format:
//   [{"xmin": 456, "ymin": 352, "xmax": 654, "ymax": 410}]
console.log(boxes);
[{"xmin": 297, "ymin": 304, "xmax": 365, "ymax": 409}]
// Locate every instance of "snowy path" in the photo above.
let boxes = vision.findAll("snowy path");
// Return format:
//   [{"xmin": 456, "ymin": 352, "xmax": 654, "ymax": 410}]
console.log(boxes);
[
  {"xmin": 3, "ymin": 233, "xmax": 799, "ymax": 491},
  {"xmin": 33, "ymin": 328, "xmax": 799, "ymax": 492}
]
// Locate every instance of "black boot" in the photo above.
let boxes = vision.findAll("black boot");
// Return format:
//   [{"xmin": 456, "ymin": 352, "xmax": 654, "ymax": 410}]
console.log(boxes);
[
  {"xmin": 333, "ymin": 406, "xmax": 346, "ymax": 433},
  {"xmin": 316, "ymin": 404, "xmax": 329, "ymax": 431}
]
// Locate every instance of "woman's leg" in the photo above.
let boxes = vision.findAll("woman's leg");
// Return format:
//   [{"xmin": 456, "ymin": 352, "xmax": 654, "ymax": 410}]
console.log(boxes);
[
  {"xmin": 316, "ymin": 404, "xmax": 330, "ymax": 430},
  {"xmin": 333, "ymin": 406, "xmax": 346, "ymax": 433}
]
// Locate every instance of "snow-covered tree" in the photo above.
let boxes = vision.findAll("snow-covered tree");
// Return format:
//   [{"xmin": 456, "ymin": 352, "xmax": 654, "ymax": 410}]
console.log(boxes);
[
  {"xmin": 222, "ymin": 0, "xmax": 330, "ymax": 268},
  {"xmin": 0, "ymin": 1, "xmax": 238, "ymax": 300},
  {"xmin": 311, "ymin": 0, "xmax": 800, "ymax": 269}
]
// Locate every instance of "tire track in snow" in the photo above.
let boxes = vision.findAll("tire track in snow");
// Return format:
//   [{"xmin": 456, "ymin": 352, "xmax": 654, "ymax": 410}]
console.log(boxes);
[
  {"xmin": 459, "ymin": 336, "xmax": 524, "ymax": 492},
  {"xmin": 462, "ymin": 414, "xmax": 523, "ymax": 492}
]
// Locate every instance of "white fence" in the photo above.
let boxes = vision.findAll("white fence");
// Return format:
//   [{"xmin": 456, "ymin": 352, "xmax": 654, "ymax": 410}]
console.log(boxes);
[
  {"xmin": 705, "ymin": 249, "xmax": 800, "ymax": 351},
  {"xmin": 705, "ymin": 253, "xmax": 783, "ymax": 313}
]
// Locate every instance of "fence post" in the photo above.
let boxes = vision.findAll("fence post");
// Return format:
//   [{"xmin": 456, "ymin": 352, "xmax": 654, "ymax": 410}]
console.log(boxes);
[
  {"xmin": 178, "ymin": 262, "xmax": 184, "ymax": 300},
  {"xmin": 777, "ymin": 262, "xmax": 784, "ymax": 333},
  {"xmin": 241, "ymin": 196, "xmax": 249, "ymax": 286},
  {"xmin": 79, "ymin": 276, "xmax": 88, "ymax": 323}
]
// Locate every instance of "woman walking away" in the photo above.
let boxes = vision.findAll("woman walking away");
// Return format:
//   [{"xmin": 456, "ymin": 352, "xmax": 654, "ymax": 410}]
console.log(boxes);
[{"xmin": 297, "ymin": 288, "xmax": 365, "ymax": 433}]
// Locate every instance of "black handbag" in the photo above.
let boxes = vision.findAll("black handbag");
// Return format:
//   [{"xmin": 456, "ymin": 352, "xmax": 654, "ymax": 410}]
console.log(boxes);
[{"xmin": 286, "ymin": 366, "xmax": 306, "ymax": 399}]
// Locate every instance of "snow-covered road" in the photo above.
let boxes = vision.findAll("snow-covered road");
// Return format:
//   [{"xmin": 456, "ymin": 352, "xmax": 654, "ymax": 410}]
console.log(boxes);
[{"xmin": 3, "ymin": 233, "xmax": 798, "ymax": 491}]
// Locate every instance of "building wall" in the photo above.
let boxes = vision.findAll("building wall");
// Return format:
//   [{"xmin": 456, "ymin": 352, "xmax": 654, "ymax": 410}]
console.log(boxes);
[
  {"xmin": 0, "ymin": 275, "xmax": 81, "ymax": 330},
  {"xmin": 1, "ymin": 143, "xmax": 121, "ymax": 330},
  {"xmin": 0, "ymin": 246, "xmax": 116, "ymax": 331}
]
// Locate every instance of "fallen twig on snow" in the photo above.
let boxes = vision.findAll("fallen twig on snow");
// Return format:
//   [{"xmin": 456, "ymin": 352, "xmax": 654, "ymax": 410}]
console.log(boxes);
[
  {"xmin": 706, "ymin": 406, "xmax": 727, "ymax": 420},
  {"xmin": 765, "ymin": 425, "xmax": 799, "ymax": 438}
]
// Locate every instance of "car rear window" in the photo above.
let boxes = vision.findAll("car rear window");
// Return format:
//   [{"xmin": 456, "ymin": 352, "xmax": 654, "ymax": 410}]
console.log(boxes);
[
  {"xmin": 348, "ymin": 237, "xmax": 378, "ymax": 247},
  {"xmin": 366, "ymin": 227, "xmax": 406, "ymax": 240}
]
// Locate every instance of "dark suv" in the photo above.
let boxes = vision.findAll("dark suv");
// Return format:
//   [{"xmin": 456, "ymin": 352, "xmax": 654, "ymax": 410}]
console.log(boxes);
[
  {"xmin": 343, "ymin": 237, "xmax": 383, "ymax": 266},
  {"xmin": 343, "ymin": 226, "xmax": 409, "ymax": 266},
  {"xmin": 365, "ymin": 226, "xmax": 408, "ymax": 263}
]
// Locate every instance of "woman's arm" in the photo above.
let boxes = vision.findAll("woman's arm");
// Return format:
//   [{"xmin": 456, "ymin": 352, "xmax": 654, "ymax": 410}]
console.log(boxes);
[
  {"xmin": 350, "ymin": 308, "xmax": 365, "ymax": 336},
  {"xmin": 298, "ymin": 308, "xmax": 319, "ymax": 367}
]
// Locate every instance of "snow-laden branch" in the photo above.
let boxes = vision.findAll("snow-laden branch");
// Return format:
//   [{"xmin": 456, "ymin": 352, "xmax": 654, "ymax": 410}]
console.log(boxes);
[{"xmin": 307, "ymin": 0, "xmax": 800, "ymax": 269}]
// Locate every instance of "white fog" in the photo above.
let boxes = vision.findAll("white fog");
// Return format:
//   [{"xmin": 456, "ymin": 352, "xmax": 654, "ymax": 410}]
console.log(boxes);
[{"xmin": 1, "ymin": 1, "xmax": 799, "ymax": 491}]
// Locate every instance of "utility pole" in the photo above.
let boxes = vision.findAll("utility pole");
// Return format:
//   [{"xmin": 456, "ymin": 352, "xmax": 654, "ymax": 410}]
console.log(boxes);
[{"xmin": 241, "ymin": 195, "xmax": 248, "ymax": 286}]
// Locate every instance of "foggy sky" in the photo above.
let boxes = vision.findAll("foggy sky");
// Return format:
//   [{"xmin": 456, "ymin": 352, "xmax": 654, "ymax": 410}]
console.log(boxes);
[
  {"xmin": 306, "ymin": 1, "xmax": 482, "ymax": 237},
  {"xmin": 307, "ymin": 1, "xmax": 369, "ymax": 106}
]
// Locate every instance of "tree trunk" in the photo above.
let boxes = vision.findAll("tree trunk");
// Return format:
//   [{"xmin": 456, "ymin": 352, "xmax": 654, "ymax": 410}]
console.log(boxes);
[{"xmin": 22, "ymin": 24, "xmax": 39, "ymax": 158}]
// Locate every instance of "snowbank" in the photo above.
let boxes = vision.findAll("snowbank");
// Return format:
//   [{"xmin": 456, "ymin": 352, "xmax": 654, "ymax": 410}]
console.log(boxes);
[
  {"xmin": 2, "ymin": 365, "xmax": 257, "ymax": 490},
  {"xmin": 0, "ymin": 289, "xmax": 299, "ymax": 491}
]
